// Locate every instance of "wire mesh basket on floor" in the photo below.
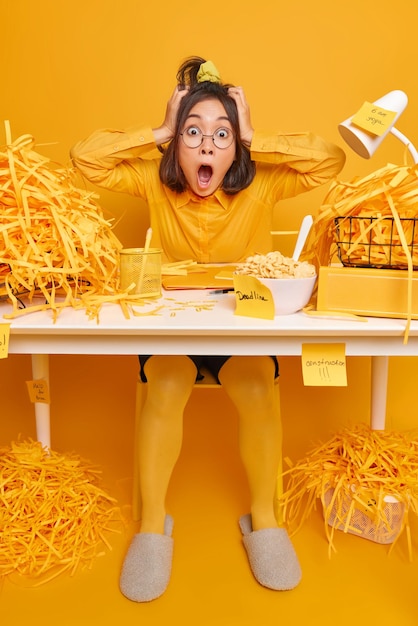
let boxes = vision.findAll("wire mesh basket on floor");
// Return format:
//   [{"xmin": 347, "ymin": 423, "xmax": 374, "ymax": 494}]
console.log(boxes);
[
  {"xmin": 334, "ymin": 216, "xmax": 418, "ymax": 269},
  {"xmin": 323, "ymin": 487, "xmax": 405, "ymax": 545}
]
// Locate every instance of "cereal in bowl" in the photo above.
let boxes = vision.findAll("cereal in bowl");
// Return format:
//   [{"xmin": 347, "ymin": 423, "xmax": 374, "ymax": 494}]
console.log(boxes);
[{"xmin": 235, "ymin": 251, "xmax": 316, "ymax": 279}]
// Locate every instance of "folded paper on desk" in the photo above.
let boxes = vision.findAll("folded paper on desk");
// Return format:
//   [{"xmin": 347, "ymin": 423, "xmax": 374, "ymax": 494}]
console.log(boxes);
[{"xmin": 162, "ymin": 265, "xmax": 235, "ymax": 290}]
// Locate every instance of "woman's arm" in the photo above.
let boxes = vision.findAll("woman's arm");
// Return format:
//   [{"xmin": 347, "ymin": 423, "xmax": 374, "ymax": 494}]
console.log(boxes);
[
  {"xmin": 228, "ymin": 85, "xmax": 345, "ymax": 196},
  {"xmin": 70, "ymin": 126, "xmax": 160, "ymax": 194},
  {"xmin": 250, "ymin": 130, "xmax": 346, "ymax": 198},
  {"xmin": 70, "ymin": 86, "xmax": 189, "ymax": 193}
]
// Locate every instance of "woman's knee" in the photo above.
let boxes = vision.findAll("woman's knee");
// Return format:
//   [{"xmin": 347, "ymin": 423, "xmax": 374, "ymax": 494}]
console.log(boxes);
[
  {"xmin": 144, "ymin": 355, "xmax": 197, "ymax": 404},
  {"xmin": 219, "ymin": 356, "xmax": 276, "ymax": 406}
]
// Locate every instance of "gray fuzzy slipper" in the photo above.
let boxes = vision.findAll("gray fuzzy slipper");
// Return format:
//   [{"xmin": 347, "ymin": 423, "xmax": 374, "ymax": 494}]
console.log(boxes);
[
  {"xmin": 120, "ymin": 515, "xmax": 174, "ymax": 602},
  {"xmin": 239, "ymin": 514, "xmax": 301, "ymax": 591}
]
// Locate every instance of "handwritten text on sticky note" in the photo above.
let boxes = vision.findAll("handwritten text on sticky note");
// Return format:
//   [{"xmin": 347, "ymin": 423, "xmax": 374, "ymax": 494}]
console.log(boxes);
[
  {"xmin": 233, "ymin": 274, "xmax": 275, "ymax": 319},
  {"xmin": 26, "ymin": 379, "xmax": 51, "ymax": 404},
  {"xmin": 0, "ymin": 324, "xmax": 10, "ymax": 359},
  {"xmin": 302, "ymin": 343, "xmax": 347, "ymax": 386},
  {"xmin": 351, "ymin": 101, "xmax": 397, "ymax": 137}
]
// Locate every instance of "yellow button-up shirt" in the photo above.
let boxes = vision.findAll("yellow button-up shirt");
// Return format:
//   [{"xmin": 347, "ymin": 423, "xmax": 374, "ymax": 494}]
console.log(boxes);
[{"xmin": 71, "ymin": 126, "xmax": 345, "ymax": 263}]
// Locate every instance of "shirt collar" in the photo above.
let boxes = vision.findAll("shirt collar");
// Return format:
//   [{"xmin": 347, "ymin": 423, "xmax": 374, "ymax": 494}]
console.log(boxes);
[{"xmin": 173, "ymin": 188, "xmax": 233, "ymax": 211}]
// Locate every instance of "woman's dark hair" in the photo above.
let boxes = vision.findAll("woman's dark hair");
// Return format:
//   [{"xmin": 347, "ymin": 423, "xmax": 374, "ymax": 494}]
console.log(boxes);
[{"xmin": 159, "ymin": 56, "xmax": 255, "ymax": 195}]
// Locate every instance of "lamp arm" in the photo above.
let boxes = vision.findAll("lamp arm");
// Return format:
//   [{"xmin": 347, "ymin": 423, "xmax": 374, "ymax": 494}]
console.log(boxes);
[{"xmin": 390, "ymin": 127, "xmax": 418, "ymax": 164}]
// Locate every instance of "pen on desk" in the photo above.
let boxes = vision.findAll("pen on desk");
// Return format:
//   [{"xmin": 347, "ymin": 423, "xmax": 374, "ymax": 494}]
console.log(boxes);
[{"xmin": 209, "ymin": 288, "xmax": 234, "ymax": 294}]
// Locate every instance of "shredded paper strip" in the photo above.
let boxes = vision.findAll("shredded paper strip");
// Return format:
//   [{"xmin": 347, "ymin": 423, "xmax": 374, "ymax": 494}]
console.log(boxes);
[{"xmin": 0, "ymin": 439, "xmax": 123, "ymax": 585}]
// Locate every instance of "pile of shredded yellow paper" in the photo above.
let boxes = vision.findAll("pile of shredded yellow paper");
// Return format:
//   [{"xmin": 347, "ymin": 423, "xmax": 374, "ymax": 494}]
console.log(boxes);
[
  {"xmin": 0, "ymin": 439, "xmax": 123, "ymax": 585},
  {"xmin": 301, "ymin": 162, "xmax": 418, "ymax": 272},
  {"xmin": 0, "ymin": 120, "xmax": 146, "ymax": 320},
  {"xmin": 281, "ymin": 424, "xmax": 418, "ymax": 558}
]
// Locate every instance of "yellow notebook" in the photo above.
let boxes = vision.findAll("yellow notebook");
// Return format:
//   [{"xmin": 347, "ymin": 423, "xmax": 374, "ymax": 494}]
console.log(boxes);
[{"xmin": 162, "ymin": 265, "xmax": 235, "ymax": 290}]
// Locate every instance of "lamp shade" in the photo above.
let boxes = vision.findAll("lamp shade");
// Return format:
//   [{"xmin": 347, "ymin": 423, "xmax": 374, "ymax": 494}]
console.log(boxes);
[{"xmin": 338, "ymin": 90, "xmax": 408, "ymax": 159}]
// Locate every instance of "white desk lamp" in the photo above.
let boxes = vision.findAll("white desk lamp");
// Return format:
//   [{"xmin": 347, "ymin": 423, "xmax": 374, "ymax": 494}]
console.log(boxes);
[
  {"xmin": 338, "ymin": 89, "xmax": 418, "ymax": 164},
  {"xmin": 338, "ymin": 90, "xmax": 418, "ymax": 430}
]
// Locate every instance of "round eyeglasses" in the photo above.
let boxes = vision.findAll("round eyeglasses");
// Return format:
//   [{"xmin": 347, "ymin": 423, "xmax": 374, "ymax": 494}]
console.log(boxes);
[{"xmin": 180, "ymin": 125, "xmax": 235, "ymax": 149}]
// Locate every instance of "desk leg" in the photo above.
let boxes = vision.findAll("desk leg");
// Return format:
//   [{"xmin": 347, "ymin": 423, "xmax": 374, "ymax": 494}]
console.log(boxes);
[
  {"xmin": 31, "ymin": 354, "xmax": 51, "ymax": 449},
  {"xmin": 370, "ymin": 356, "xmax": 389, "ymax": 430}
]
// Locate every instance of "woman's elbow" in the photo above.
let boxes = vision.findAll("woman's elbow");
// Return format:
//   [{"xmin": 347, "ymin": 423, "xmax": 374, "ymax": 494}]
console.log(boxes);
[{"xmin": 332, "ymin": 144, "xmax": 346, "ymax": 176}]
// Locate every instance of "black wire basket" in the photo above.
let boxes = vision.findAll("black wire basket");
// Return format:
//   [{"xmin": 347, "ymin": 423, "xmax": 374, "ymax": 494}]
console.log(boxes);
[{"xmin": 334, "ymin": 216, "xmax": 418, "ymax": 270}]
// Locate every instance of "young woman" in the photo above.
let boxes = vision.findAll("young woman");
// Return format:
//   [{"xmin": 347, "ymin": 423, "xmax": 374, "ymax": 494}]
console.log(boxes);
[{"xmin": 71, "ymin": 56, "xmax": 345, "ymax": 602}]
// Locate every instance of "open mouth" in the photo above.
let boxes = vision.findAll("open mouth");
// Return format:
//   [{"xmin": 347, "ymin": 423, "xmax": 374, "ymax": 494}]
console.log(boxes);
[{"xmin": 198, "ymin": 165, "xmax": 213, "ymax": 187}]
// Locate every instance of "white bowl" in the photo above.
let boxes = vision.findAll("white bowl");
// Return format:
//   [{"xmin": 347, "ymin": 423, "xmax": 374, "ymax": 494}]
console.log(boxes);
[{"xmin": 257, "ymin": 275, "xmax": 316, "ymax": 315}]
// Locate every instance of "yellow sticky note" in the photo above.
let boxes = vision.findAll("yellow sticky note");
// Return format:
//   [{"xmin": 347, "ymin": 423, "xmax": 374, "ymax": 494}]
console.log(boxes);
[
  {"xmin": 352, "ymin": 489, "xmax": 378, "ymax": 517},
  {"xmin": 233, "ymin": 274, "xmax": 275, "ymax": 320},
  {"xmin": 0, "ymin": 323, "xmax": 10, "ymax": 359},
  {"xmin": 26, "ymin": 379, "xmax": 51, "ymax": 404},
  {"xmin": 351, "ymin": 101, "xmax": 397, "ymax": 137},
  {"xmin": 301, "ymin": 343, "xmax": 347, "ymax": 386}
]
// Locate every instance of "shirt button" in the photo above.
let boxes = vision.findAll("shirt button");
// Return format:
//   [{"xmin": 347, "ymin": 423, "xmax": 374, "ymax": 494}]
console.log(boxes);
[{"xmin": 139, "ymin": 136, "xmax": 145, "ymax": 142}]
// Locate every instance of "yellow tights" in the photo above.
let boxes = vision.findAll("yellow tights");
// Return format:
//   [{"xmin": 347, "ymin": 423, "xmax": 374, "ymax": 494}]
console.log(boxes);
[
  {"xmin": 219, "ymin": 356, "xmax": 281, "ymax": 531},
  {"xmin": 137, "ymin": 355, "xmax": 281, "ymax": 534}
]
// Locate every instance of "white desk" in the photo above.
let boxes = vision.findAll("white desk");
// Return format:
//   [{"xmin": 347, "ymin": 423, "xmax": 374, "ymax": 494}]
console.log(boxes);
[{"xmin": 3, "ymin": 289, "xmax": 418, "ymax": 447}]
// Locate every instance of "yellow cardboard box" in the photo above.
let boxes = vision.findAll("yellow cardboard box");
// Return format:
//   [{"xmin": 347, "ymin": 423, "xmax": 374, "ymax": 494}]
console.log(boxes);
[{"xmin": 317, "ymin": 266, "xmax": 418, "ymax": 319}]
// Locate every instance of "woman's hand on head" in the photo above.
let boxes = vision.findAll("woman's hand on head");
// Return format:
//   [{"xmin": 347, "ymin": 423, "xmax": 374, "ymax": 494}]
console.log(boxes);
[
  {"xmin": 228, "ymin": 86, "xmax": 254, "ymax": 147},
  {"xmin": 153, "ymin": 85, "xmax": 189, "ymax": 146}
]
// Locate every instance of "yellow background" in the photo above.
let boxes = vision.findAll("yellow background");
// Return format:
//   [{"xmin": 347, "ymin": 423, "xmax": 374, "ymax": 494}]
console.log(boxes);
[
  {"xmin": 2, "ymin": 1, "xmax": 418, "ymax": 624},
  {"xmin": 3, "ymin": 0, "xmax": 418, "ymax": 247}
]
